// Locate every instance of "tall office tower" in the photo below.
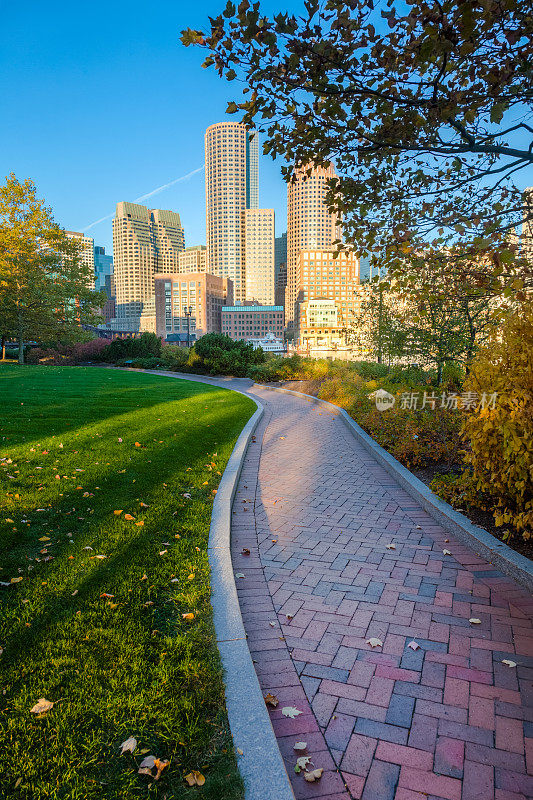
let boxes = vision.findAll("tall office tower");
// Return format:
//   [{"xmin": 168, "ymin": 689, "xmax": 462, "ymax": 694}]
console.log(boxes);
[
  {"xmin": 205, "ymin": 121, "xmax": 259, "ymax": 303},
  {"xmin": 112, "ymin": 201, "xmax": 184, "ymax": 330},
  {"xmin": 275, "ymin": 262, "xmax": 287, "ymax": 308},
  {"xmin": 66, "ymin": 231, "xmax": 95, "ymax": 286},
  {"xmin": 286, "ymin": 163, "xmax": 340, "ymax": 331},
  {"xmin": 94, "ymin": 245, "xmax": 113, "ymax": 292},
  {"xmin": 179, "ymin": 245, "xmax": 207, "ymax": 273},
  {"xmin": 275, "ymin": 232, "xmax": 287, "ymax": 281},
  {"xmin": 244, "ymin": 208, "xmax": 275, "ymax": 305}
]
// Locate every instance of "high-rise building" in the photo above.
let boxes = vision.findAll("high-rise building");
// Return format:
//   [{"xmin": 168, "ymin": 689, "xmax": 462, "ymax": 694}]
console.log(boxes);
[
  {"xmin": 294, "ymin": 247, "xmax": 360, "ymax": 328},
  {"xmin": 94, "ymin": 245, "xmax": 113, "ymax": 292},
  {"xmin": 244, "ymin": 208, "xmax": 275, "ymax": 305},
  {"xmin": 179, "ymin": 245, "xmax": 207, "ymax": 273},
  {"xmin": 154, "ymin": 272, "xmax": 233, "ymax": 340},
  {"xmin": 286, "ymin": 163, "xmax": 340, "ymax": 331},
  {"xmin": 275, "ymin": 232, "xmax": 287, "ymax": 280},
  {"xmin": 65, "ymin": 231, "xmax": 95, "ymax": 286},
  {"xmin": 205, "ymin": 121, "xmax": 259, "ymax": 303},
  {"xmin": 111, "ymin": 201, "xmax": 184, "ymax": 330}
]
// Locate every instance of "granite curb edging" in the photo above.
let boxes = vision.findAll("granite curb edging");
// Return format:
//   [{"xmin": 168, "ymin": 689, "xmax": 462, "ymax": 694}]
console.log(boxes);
[{"xmin": 256, "ymin": 383, "xmax": 533, "ymax": 594}]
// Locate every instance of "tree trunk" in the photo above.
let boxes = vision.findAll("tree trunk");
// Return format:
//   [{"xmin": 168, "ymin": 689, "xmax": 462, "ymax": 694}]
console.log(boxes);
[
  {"xmin": 1, "ymin": 335, "xmax": 5, "ymax": 361},
  {"xmin": 437, "ymin": 360, "xmax": 443, "ymax": 385},
  {"xmin": 18, "ymin": 318, "xmax": 24, "ymax": 365}
]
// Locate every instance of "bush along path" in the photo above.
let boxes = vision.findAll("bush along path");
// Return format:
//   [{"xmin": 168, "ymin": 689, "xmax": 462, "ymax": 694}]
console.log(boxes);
[
  {"xmin": 227, "ymin": 383, "xmax": 533, "ymax": 800},
  {"xmin": 0, "ymin": 365, "xmax": 255, "ymax": 800}
]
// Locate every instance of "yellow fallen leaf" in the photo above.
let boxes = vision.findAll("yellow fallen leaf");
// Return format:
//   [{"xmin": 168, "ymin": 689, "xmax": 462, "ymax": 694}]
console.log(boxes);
[
  {"xmin": 30, "ymin": 698, "xmax": 54, "ymax": 714},
  {"xmin": 124, "ymin": 514, "xmax": 135, "ymax": 521},
  {"xmin": 304, "ymin": 768, "xmax": 324, "ymax": 782},
  {"xmin": 134, "ymin": 442, "xmax": 142, "ymax": 448},
  {"xmin": 187, "ymin": 573, "xmax": 195, "ymax": 580},
  {"xmin": 10, "ymin": 577, "xmax": 23, "ymax": 584},
  {"xmin": 502, "ymin": 659, "xmax": 517, "ymax": 667},
  {"xmin": 114, "ymin": 510, "xmax": 123, "ymax": 516},
  {"xmin": 182, "ymin": 613, "xmax": 194, "ymax": 621},
  {"xmin": 5, "ymin": 518, "xmax": 13, "ymax": 523},
  {"xmin": 184, "ymin": 771, "xmax": 205, "ymax": 787},
  {"xmin": 236, "ymin": 747, "xmax": 243, "ymax": 755},
  {"xmin": 469, "ymin": 618, "xmax": 482, "ymax": 625},
  {"xmin": 159, "ymin": 550, "xmax": 168, "ymax": 556},
  {"xmin": 135, "ymin": 521, "xmax": 144, "ymax": 527},
  {"xmin": 39, "ymin": 536, "xmax": 50, "ymax": 542}
]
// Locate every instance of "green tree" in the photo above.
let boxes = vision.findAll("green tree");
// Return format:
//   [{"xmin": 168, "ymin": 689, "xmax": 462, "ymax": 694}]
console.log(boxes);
[
  {"xmin": 0, "ymin": 174, "xmax": 104, "ymax": 363},
  {"xmin": 182, "ymin": 0, "xmax": 533, "ymax": 291}
]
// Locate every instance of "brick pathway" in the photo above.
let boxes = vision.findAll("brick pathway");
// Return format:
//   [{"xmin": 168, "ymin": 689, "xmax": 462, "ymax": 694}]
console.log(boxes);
[{"xmin": 230, "ymin": 386, "xmax": 533, "ymax": 800}]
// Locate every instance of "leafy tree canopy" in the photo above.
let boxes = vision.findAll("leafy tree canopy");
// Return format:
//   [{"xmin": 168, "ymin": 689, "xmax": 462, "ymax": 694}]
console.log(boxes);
[
  {"xmin": 183, "ymin": 0, "xmax": 533, "ymax": 290},
  {"xmin": 0, "ymin": 173, "xmax": 104, "ymax": 362}
]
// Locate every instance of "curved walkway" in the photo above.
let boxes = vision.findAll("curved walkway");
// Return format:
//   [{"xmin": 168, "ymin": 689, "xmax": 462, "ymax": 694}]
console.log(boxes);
[{"xmin": 227, "ymin": 383, "xmax": 533, "ymax": 800}]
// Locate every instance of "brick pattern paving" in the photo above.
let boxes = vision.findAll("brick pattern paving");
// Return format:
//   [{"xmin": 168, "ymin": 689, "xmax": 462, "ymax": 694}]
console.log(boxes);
[{"xmin": 230, "ymin": 388, "xmax": 533, "ymax": 800}]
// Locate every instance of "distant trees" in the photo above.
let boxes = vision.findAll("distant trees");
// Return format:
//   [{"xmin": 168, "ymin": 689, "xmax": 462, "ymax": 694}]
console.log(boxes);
[{"xmin": 0, "ymin": 173, "xmax": 103, "ymax": 363}]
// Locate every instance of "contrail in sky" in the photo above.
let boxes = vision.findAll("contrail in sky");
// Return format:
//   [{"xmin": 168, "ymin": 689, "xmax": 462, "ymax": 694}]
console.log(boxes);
[{"xmin": 81, "ymin": 166, "xmax": 205, "ymax": 232}]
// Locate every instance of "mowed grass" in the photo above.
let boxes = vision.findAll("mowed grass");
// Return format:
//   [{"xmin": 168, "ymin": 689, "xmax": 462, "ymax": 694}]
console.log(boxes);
[{"xmin": 0, "ymin": 365, "xmax": 255, "ymax": 800}]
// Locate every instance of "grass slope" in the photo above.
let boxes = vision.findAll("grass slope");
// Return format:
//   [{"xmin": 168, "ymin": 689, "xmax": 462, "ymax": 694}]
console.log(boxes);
[{"xmin": 0, "ymin": 365, "xmax": 255, "ymax": 800}]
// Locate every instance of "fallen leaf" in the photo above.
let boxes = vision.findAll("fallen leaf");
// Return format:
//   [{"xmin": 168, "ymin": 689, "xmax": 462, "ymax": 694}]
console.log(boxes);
[
  {"xmin": 100, "ymin": 593, "xmax": 114, "ymax": 598},
  {"xmin": 293, "ymin": 742, "xmax": 307, "ymax": 751},
  {"xmin": 71, "ymin": 589, "xmax": 78, "ymax": 596},
  {"xmin": 159, "ymin": 550, "xmax": 168, "ymax": 556},
  {"xmin": 184, "ymin": 771, "xmax": 205, "ymax": 787},
  {"xmin": 269, "ymin": 621, "xmax": 276, "ymax": 627},
  {"xmin": 386, "ymin": 543, "xmax": 396, "ymax": 550},
  {"xmin": 502, "ymin": 659, "xmax": 517, "ymax": 668},
  {"xmin": 5, "ymin": 518, "xmax": 13, "ymax": 523},
  {"xmin": 30, "ymin": 698, "xmax": 54, "ymax": 714},
  {"xmin": 135, "ymin": 521, "xmax": 144, "ymax": 526},
  {"xmin": 282, "ymin": 706, "xmax": 303, "ymax": 718},
  {"xmin": 443, "ymin": 549, "xmax": 451, "ymax": 556},
  {"xmin": 10, "ymin": 577, "xmax": 23, "ymax": 584},
  {"xmin": 138, "ymin": 755, "xmax": 169, "ymax": 780},
  {"xmin": 366, "ymin": 637, "xmax": 383, "ymax": 648},
  {"xmin": 294, "ymin": 756, "xmax": 312, "ymax": 773},
  {"xmin": 408, "ymin": 641, "xmax": 420, "ymax": 650},
  {"xmin": 95, "ymin": 555, "xmax": 107, "ymax": 560},
  {"xmin": 124, "ymin": 514, "xmax": 135, "ymax": 521},
  {"xmin": 235, "ymin": 573, "xmax": 245, "ymax": 579},
  {"xmin": 134, "ymin": 442, "xmax": 142, "ymax": 448},
  {"xmin": 469, "ymin": 618, "xmax": 482, "ymax": 625},
  {"xmin": 241, "ymin": 548, "xmax": 250, "ymax": 555},
  {"xmin": 83, "ymin": 546, "xmax": 93, "ymax": 551},
  {"xmin": 236, "ymin": 747, "xmax": 243, "ymax": 755},
  {"xmin": 304, "ymin": 768, "xmax": 324, "ymax": 782},
  {"xmin": 113, "ymin": 510, "xmax": 123, "ymax": 516},
  {"xmin": 120, "ymin": 736, "xmax": 137, "ymax": 754},
  {"xmin": 182, "ymin": 493, "xmax": 191, "ymax": 499},
  {"xmin": 264, "ymin": 693, "xmax": 279, "ymax": 707},
  {"xmin": 39, "ymin": 536, "xmax": 50, "ymax": 542},
  {"xmin": 182, "ymin": 613, "xmax": 194, "ymax": 621}
]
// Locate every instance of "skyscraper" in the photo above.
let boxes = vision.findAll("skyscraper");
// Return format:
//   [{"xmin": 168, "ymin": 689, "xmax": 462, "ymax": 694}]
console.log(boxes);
[
  {"xmin": 65, "ymin": 231, "xmax": 95, "ymax": 286},
  {"xmin": 205, "ymin": 121, "xmax": 259, "ymax": 304},
  {"xmin": 179, "ymin": 245, "xmax": 207, "ymax": 273},
  {"xmin": 94, "ymin": 245, "xmax": 113, "ymax": 292},
  {"xmin": 244, "ymin": 208, "xmax": 275, "ymax": 305},
  {"xmin": 286, "ymin": 163, "xmax": 340, "ymax": 331},
  {"xmin": 111, "ymin": 201, "xmax": 184, "ymax": 331}
]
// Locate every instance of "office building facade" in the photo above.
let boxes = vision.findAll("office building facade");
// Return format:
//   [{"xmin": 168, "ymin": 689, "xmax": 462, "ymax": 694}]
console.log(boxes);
[
  {"xmin": 286, "ymin": 163, "xmax": 341, "ymax": 330},
  {"xmin": 111, "ymin": 201, "xmax": 184, "ymax": 330},
  {"xmin": 294, "ymin": 248, "xmax": 360, "ymax": 329},
  {"xmin": 205, "ymin": 122, "xmax": 258, "ymax": 303},
  {"xmin": 94, "ymin": 245, "xmax": 114, "ymax": 293},
  {"xmin": 221, "ymin": 305, "xmax": 284, "ymax": 341},
  {"xmin": 178, "ymin": 245, "xmax": 207, "ymax": 273},
  {"xmin": 154, "ymin": 272, "xmax": 233, "ymax": 340},
  {"xmin": 244, "ymin": 208, "xmax": 275, "ymax": 305}
]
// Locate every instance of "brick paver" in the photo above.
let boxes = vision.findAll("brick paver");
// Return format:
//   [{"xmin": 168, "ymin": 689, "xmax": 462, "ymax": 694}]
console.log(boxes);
[{"xmin": 229, "ymin": 386, "xmax": 533, "ymax": 800}]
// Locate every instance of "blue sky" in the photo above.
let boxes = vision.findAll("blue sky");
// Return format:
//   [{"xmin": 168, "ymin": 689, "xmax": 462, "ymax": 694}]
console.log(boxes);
[{"xmin": 0, "ymin": 0, "xmax": 290, "ymax": 253}]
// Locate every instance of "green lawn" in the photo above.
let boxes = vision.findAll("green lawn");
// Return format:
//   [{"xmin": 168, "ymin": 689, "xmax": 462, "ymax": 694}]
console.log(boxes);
[{"xmin": 0, "ymin": 365, "xmax": 255, "ymax": 800}]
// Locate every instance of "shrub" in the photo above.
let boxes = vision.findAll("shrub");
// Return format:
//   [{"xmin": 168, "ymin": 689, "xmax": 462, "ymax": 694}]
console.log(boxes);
[
  {"xmin": 457, "ymin": 304, "xmax": 533, "ymax": 538},
  {"xmin": 350, "ymin": 361, "xmax": 390, "ymax": 380},
  {"xmin": 191, "ymin": 333, "xmax": 266, "ymax": 376},
  {"xmin": 26, "ymin": 346, "xmax": 75, "ymax": 365},
  {"xmin": 100, "ymin": 332, "xmax": 162, "ymax": 362},
  {"xmin": 160, "ymin": 345, "xmax": 190, "ymax": 371},
  {"xmin": 71, "ymin": 338, "xmax": 109, "ymax": 362}
]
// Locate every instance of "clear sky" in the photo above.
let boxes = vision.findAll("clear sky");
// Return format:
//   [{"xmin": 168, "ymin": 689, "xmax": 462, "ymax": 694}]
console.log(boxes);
[{"xmin": 0, "ymin": 0, "xmax": 290, "ymax": 254}]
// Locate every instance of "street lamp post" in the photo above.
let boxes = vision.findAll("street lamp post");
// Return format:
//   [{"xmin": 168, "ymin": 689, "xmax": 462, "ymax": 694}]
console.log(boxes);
[{"xmin": 184, "ymin": 306, "xmax": 193, "ymax": 347}]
